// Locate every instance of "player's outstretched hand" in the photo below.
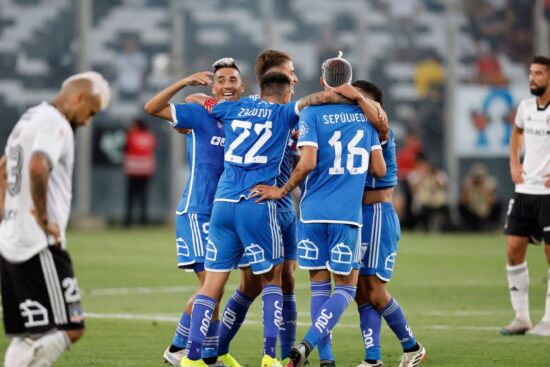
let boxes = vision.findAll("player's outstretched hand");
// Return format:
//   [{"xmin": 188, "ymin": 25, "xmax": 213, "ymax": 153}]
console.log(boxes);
[
  {"xmin": 31, "ymin": 209, "xmax": 61, "ymax": 246},
  {"xmin": 333, "ymin": 83, "xmax": 362, "ymax": 102},
  {"xmin": 510, "ymin": 164, "xmax": 525, "ymax": 184},
  {"xmin": 544, "ymin": 173, "xmax": 550, "ymax": 187},
  {"xmin": 183, "ymin": 71, "xmax": 213, "ymax": 87},
  {"xmin": 250, "ymin": 185, "xmax": 286, "ymax": 203}
]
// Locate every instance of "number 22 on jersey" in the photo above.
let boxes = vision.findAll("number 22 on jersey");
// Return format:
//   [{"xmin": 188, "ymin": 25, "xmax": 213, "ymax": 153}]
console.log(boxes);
[{"xmin": 225, "ymin": 119, "xmax": 272, "ymax": 164}]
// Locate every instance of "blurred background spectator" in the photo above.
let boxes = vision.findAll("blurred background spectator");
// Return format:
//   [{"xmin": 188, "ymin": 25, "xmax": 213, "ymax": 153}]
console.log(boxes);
[
  {"xmin": 459, "ymin": 163, "xmax": 501, "ymax": 231},
  {"xmin": 124, "ymin": 118, "xmax": 156, "ymax": 226},
  {"xmin": 116, "ymin": 37, "xmax": 148, "ymax": 100}
]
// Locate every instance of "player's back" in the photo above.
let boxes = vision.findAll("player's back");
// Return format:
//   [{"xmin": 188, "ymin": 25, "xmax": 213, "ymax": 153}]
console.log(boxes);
[
  {"xmin": 365, "ymin": 128, "xmax": 397, "ymax": 190},
  {"xmin": 0, "ymin": 102, "xmax": 74, "ymax": 262},
  {"xmin": 211, "ymin": 98, "xmax": 299, "ymax": 202},
  {"xmin": 298, "ymin": 104, "xmax": 381, "ymax": 226}
]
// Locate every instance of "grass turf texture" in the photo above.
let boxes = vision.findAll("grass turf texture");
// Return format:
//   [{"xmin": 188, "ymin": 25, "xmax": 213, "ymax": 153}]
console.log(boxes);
[{"xmin": 1, "ymin": 228, "xmax": 550, "ymax": 366}]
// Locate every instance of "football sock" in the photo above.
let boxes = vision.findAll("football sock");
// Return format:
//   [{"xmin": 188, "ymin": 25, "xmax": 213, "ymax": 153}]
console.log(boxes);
[
  {"xmin": 506, "ymin": 262, "xmax": 531, "ymax": 322},
  {"xmin": 4, "ymin": 337, "xmax": 35, "ymax": 367},
  {"xmin": 303, "ymin": 285, "xmax": 356, "ymax": 349},
  {"xmin": 380, "ymin": 298, "xmax": 417, "ymax": 351},
  {"xmin": 542, "ymin": 269, "xmax": 550, "ymax": 323},
  {"xmin": 310, "ymin": 281, "xmax": 334, "ymax": 361},
  {"xmin": 28, "ymin": 330, "xmax": 71, "ymax": 367},
  {"xmin": 262, "ymin": 285, "xmax": 283, "ymax": 358},
  {"xmin": 218, "ymin": 289, "xmax": 253, "ymax": 355},
  {"xmin": 280, "ymin": 293, "xmax": 297, "ymax": 359},
  {"xmin": 358, "ymin": 303, "xmax": 382, "ymax": 362},
  {"xmin": 172, "ymin": 311, "xmax": 191, "ymax": 350},
  {"xmin": 202, "ymin": 319, "xmax": 220, "ymax": 360},
  {"xmin": 187, "ymin": 295, "xmax": 216, "ymax": 361}
]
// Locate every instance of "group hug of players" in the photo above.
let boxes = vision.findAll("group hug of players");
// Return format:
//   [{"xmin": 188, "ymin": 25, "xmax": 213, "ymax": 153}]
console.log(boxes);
[{"xmin": 145, "ymin": 49, "xmax": 426, "ymax": 367}]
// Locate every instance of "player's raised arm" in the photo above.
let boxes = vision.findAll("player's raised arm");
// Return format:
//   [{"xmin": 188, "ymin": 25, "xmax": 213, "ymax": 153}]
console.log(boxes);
[
  {"xmin": 333, "ymin": 83, "xmax": 389, "ymax": 139},
  {"xmin": 296, "ymin": 90, "xmax": 352, "ymax": 111},
  {"xmin": 144, "ymin": 71, "xmax": 213, "ymax": 121},
  {"xmin": 0, "ymin": 155, "xmax": 6, "ymax": 222}
]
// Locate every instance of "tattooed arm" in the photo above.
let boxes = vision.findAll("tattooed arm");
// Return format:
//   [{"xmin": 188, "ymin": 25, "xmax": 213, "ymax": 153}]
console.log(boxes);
[
  {"xmin": 29, "ymin": 152, "xmax": 60, "ymax": 241},
  {"xmin": 296, "ymin": 91, "xmax": 353, "ymax": 111}
]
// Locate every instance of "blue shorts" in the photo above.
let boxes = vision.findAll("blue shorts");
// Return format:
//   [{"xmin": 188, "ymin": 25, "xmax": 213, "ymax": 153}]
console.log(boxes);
[
  {"xmin": 207, "ymin": 199, "xmax": 283, "ymax": 275},
  {"xmin": 238, "ymin": 209, "xmax": 297, "ymax": 268},
  {"xmin": 359, "ymin": 202, "xmax": 400, "ymax": 281},
  {"xmin": 279, "ymin": 210, "xmax": 298, "ymax": 261},
  {"xmin": 297, "ymin": 222, "xmax": 361, "ymax": 275},
  {"xmin": 175, "ymin": 212, "xmax": 210, "ymax": 272}
]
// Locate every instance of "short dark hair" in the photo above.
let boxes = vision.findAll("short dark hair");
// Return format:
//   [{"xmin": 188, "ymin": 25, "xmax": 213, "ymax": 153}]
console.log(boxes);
[
  {"xmin": 255, "ymin": 49, "xmax": 292, "ymax": 83},
  {"xmin": 531, "ymin": 55, "xmax": 550, "ymax": 70},
  {"xmin": 352, "ymin": 80, "xmax": 384, "ymax": 105},
  {"xmin": 260, "ymin": 72, "xmax": 291, "ymax": 96},
  {"xmin": 212, "ymin": 57, "xmax": 240, "ymax": 74}
]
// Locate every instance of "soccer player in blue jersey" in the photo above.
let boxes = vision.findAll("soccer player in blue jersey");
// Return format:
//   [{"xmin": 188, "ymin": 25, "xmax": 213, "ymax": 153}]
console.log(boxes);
[
  {"xmin": 341, "ymin": 81, "xmax": 425, "ymax": 367},
  {"xmin": 252, "ymin": 56, "xmax": 386, "ymax": 367},
  {"xmin": 216, "ymin": 50, "xmax": 390, "ymax": 367},
  {"xmin": 144, "ymin": 58, "xmax": 244, "ymax": 367}
]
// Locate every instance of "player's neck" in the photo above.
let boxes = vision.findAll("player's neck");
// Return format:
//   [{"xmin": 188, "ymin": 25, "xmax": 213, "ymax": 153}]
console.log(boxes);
[
  {"xmin": 536, "ymin": 90, "xmax": 550, "ymax": 109},
  {"xmin": 260, "ymin": 94, "xmax": 285, "ymax": 104}
]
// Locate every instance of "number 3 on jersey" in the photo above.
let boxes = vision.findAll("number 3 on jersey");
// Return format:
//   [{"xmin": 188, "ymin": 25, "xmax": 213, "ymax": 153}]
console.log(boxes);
[
  {"xmin": 329, "ymin": 130, "xmax": 369, "ymax": 175},
  {"xmin": 225, "ymin": 119, "xmax": 272, "ymax": 164}
]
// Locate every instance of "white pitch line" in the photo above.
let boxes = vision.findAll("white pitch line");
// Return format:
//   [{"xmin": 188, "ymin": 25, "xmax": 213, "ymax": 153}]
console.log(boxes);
[
  {"xmin": 83, "ymin": 281, "xmax": 506, "ymax": 296},
  {"xmin": 83, "ymin": 312, "xmax": 500, "ymax": 332}
]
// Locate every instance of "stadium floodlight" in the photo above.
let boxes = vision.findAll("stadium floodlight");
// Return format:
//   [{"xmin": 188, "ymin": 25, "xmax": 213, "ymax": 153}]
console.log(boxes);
[{"xmin": 321, "ymin": 51, "xmax": 352, "ymax": 88}]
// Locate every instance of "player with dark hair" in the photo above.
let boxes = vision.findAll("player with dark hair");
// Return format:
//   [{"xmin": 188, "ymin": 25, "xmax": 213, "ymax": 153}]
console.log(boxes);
[
  {"xmin": 251, "ymin": 56, "xmax": 386, "ymax": 367},
  {"xmin": 0, "ymin": 72, "xmax": 110, "ymax": 367},
  {"xmin": 501, "ymin": 55, "xmax": 550, "ymax": 337},
  {"xmin": 144, "ymin": 57, "xmax": 245, "ymax": 366},
  {"xmin": 216, "ymin": 50, "xmax": 390, "ymax": 367},
  {"xmin": 337, "ymin": 80, "xmax": 426, "ymax": 367}
]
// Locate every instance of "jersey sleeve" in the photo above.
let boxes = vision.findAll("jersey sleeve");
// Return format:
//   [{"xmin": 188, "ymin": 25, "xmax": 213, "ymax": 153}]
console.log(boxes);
[
  {"xmin": 369, "ymin": 124, "xmax": 382, "ymax": 152},
  {"xmin": 514, "ymin": 101, "xmax": 524, "ymax": 129},
  {"xmin": 169, "ymin": 103, "xmax": 211, "ymax": 129},
  {"xmin": 210, "ymin": 100, "xmax": 233, "ymax": 122},
  {"xmin": 31, "ymin": 119, "xmax": 69, "ymax": 167},
  {"xmin": 297, "ymin": 108, "xmax": 318, "ymax": 148},
  {"xmin": 282, "ymin": 101, "xmax": 301, "ymax": 130}
]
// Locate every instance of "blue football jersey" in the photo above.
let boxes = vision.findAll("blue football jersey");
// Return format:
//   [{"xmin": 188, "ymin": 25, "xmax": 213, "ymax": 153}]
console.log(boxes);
[
  {"xmin": 365, "ymin": 128, "xmax": 398, "ymax": 190},
  {"xmin": 210, "ymin": 98, "xmax": 300, "ymax": 202},
  {"xmin": 298, "ymin": 104, "xmax": 381, "ymax": 226},
  {"xmin": 170, "ymin": 103, "xmax": 225, "ymax": 214},
  {"xmin": 276, "ymin": 143, "xmax": 295, "ymax": 212}
]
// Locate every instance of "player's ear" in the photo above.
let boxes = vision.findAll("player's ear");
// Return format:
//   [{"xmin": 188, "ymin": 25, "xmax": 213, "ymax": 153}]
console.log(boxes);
[{"xmin": 239, "ymin": 82, "xmax": 245, "ymax": 94}]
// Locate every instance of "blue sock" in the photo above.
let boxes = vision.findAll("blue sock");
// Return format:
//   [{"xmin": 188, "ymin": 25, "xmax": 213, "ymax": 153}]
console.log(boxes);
[
  {"xmin": 358, "ymin": 304, "xmax": 381, "ymax": 361},
  {"xmin": 262, "ymin": 285, "xmax": 283, "ymax": 358},
  {"xmin": 380, "ymin": 298, "xmax": 417, "ymax": 351},
  {"xmin": 280, "ymin": 293, "xmax": 297, "ymax": 359},
  {"xmin": 304, "ymin": 285, "xmax": 356, "ymax": 349},
  {"xmin": 310, "ymin": 281, "xmax": 334, "ymax": 361},
  {"xmin": 172, "ymin": 311, "xmax": 191, "ymax": 349},
  {"xmin": 202, "ymin": 319, "xmax": 220, "ymax": 359},
  {"xmin": 218, "ymin": 289, "xmax": 253, "ymax": 355},
  {"xmin": 187, "ymin": 295, "xmax": 216, "ymax": 360}
]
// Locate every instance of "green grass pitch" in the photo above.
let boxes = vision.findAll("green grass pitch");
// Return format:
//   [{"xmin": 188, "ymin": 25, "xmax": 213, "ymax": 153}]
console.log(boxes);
[{"xmin": 2, "ymin": 228, "xmax": 550, "ymax": 366}]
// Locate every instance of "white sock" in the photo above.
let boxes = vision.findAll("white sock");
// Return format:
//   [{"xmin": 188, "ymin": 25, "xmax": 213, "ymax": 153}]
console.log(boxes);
[
  {"xmin": 4, "ymin": 337, "xmax": 36, "ymax": 367},
  {"xmin": 506, "ymin": 262, "xmax": 530, "ymax": 322},
  {"xmin": 542, "ymin": 269, "xmax": 550, "ymax": 323},
  {"xmin": 28, "ymin": 330, "xmax": 70, "ymax": 367}
]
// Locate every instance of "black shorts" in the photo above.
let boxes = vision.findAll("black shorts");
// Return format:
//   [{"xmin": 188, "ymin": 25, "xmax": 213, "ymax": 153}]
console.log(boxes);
[
  {"xmin": 1, "ymin": 247, "xmax": 85, "ymax": 336},
  {"xmin": 504, "ymin": 193, "xmax": 550, "ymax": 244}
]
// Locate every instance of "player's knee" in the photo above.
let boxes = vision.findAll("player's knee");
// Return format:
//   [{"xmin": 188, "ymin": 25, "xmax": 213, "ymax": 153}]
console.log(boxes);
[
  {"xmin": 281, "ymin": 265, "xmax": 295, "ymax": 294},
  {"xmin": 354, "ymin": 288, "xmax": 369, "ymax": 306},
  {"xmin": 66, "ymin": 328, "xmax": 85, "ymax": 343}
]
